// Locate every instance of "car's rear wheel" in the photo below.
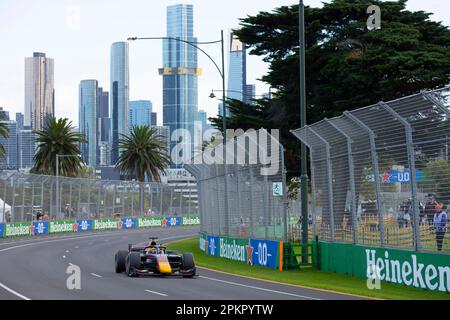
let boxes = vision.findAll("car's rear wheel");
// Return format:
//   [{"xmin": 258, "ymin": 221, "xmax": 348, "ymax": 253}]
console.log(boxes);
[
  {"xmin": 181, "ymin": 253, "xmax": 196, "ymax": 278},
  {"xmin": 115, "ymin": 250, "xmax": 128, "ymax": 273},
  {"xmin": 126, "ymin": 252, "xmax": 141, "ymax": 277}
]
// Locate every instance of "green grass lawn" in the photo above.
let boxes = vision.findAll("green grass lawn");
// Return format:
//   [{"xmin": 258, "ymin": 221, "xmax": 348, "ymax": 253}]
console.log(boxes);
[{"xmin": 167, "ymin": 237, "xmax": 450, "ymax": 300}]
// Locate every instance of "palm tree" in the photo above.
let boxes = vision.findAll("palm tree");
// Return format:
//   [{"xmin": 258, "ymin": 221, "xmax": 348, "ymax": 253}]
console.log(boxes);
[
  {"xmin": 32, "ymin": 117, "xmax": 86, "ymax": 177},
  {"xmin": 0, "ymin": 113, "xmax": 9, "ymax": 159},
  {"xmin": 115, "ymin": 125, "xmax": 170, "ymax": 214}
]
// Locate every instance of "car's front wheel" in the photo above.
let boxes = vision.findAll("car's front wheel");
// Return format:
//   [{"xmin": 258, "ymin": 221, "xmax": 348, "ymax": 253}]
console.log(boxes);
[
  {"xmin": 126, "ymin": 252, "xmax": 141, "ymax": 277},
  {"xmin": 181, "ymin": 253, "xmax": 196, "ymax": 278},
  {"xmin": 115, "ymin": 250, "xmax": 128, "ymax": 273}
]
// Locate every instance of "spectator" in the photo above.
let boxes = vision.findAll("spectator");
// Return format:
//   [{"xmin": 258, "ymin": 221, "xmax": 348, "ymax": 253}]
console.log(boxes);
[
  {"xmin": 424, "ymin": 194, "xmax": 437, "ymax": 226},
  {"xmin": 433, "ymin": 204, "xmax": 447, "ymax": 251},
  {"xmin": 43, "ymin": 211, "xmax": 49, "ymax": 221}
]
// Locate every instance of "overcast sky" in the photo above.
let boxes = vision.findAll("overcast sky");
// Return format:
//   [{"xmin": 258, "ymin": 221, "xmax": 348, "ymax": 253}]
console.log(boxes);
[{"xmin": 0, "ymin": 0, "xmax": 449, "ymax": 126}]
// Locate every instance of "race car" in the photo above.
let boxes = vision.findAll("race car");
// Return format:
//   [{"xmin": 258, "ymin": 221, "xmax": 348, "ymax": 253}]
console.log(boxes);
[{"xmin": 115, "ymin": 237, "xmax": 196, "ymax": 278}]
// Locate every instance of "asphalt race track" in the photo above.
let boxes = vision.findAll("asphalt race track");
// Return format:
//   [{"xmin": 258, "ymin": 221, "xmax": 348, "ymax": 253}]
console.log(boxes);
[{"xmin": 0, "ymin": 227, "xmax": 365, "ymax": 300}]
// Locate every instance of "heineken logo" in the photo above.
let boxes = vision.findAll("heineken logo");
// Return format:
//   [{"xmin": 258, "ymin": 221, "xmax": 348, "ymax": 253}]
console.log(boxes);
[
  {"xmin": 219, "ymin": 238, "xmax": 246, "ymax": 262},
  {"xmin": 50, "ymin": 221, "xmax": 74, "ymax": 233},
  {"xmin": 366, "ymin": 250, "xmax": 450, "ymax": 292},
  {"xmin": 94, "ymin": 220, "xmax": 118, "ymax": 230},
  {"xmin": 138, "ymin": 218, "xmax": 162, "ymax": 228},
  {"xmin": 183, "ymin": 216, "xmax": 200, "ymax": 225},
  {"xmin": 5, "ymin": 224, "xmax": 30, "ymax": 237}
]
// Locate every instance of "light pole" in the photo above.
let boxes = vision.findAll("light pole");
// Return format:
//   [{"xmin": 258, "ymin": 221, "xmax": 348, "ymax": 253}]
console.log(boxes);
[
  {"xmin": 299, "ymin": 0, "xmax": 309, "ymax": 263},
  {"xmin": 209, "ymin": 89, "xmax": 271, "ymax": 100},
  {"xmin": 128, "ymin": 31, "xmax": 230, "ymax": 236},
  {"xmin": 56, "ymin": 154, "xmax": 81, "ymax": 219}
]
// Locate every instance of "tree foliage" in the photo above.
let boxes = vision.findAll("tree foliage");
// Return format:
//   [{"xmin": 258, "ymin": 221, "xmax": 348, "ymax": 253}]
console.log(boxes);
[
  {"xmin": 115, "ymin": 125, "xmax": 170, "ymax": 182},
  {"xmin": 32, "ymin": 117, "xmax": 86, "ymax": 177},
  {"xmin": 210, "ymin": 0, "xmax": 450, "ymax": 177}
]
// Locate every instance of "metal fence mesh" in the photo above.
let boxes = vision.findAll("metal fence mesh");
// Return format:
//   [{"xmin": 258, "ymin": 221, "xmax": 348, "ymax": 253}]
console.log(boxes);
[
  {"xmin": 185, "ymin": 129, "xmax": 289, "ymax": 241},
  {"xmin": 292, "ymin": 87, "xmax": 450, "ymax": 252},
  {"xmin": 0, "ymin": 172, "xmax": 197, "ymax": 222}
]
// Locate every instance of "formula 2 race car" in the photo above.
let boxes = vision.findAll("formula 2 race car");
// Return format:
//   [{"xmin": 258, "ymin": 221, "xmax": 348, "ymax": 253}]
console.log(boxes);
[{"xmin": 115, "ymin": 237, "xmax": 196, "ymax": 278}]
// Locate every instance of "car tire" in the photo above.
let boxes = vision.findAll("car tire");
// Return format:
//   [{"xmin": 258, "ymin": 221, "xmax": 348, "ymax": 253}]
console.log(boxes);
[
  {"xmin": 182, "ymin": 253, "xmax": 196, "ymax": 278},
  {"xmin": 126, "ymin": 252, "xmax": 141, "ymax": 277},
  {"xmin": 115, "ymin": 250, "xmax": 128, "ymax": 273}
]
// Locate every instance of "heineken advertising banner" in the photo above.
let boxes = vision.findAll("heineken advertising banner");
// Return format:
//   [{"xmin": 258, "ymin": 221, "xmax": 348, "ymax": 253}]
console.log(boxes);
[
  {"xmin": 318, "ymin": 241, "xmax": 450, "ymax": 293},
  {"xmin": 164, "ymin": 216, "xmax": 182, "ymax": 227},
  {"xmin": 93, "ymin": 218, "xmax": 119, "ymax": 230},
  {"xmin": 31, "ymin": 221, "xmax": 49, "ymax": 236},
  {"xmin": 0, "ymin": 215, "xmax": 199, "ymax": 238},
  {"xmin": 183, "ymin": 216, "xmax": 200, "ymax": 226},
  {"xmin": 5, "ymin": 222, "xmax": 31, "ymax": 237},
  {"xmin": 49, "ymin": 220, "xmax": 75, "ymax": 233},
  {"xmin": 119, "ymin": 218, "xmax": 137, "ymax": 230},
  {"xmin": 198, "ymin": 233, "xmax": 280, "ymax": 269},
  {"xmin": 137, "ymin": 217, "xmax": 163, "ymax": 228},
  {"xmin": 75, "ymin": 219, "xmax": 93, "ymax": 232}
]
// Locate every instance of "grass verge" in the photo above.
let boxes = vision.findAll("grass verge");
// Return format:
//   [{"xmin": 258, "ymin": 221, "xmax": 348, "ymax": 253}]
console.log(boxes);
[{"xmin": 167, "ymin": 237, "xmax": 450, "ymax": 300}]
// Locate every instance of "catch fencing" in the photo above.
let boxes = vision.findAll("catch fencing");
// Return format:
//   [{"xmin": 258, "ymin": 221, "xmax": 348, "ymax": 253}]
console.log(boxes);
[
  {"xmin": 0, "ymin": 171, "xmax": 197, "ymax": 222},
  {"xmin": 185, "ymin": 129, "xmax": 291, "ymax": 241},
  {"xmin": 292, "ymin": 87, "xmax": 450, "ymax": 252}
]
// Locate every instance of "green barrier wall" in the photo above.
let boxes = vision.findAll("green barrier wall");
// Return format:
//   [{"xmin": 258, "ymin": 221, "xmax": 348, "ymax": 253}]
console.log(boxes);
[{"xmin": 317, "ymin": 241, "xmax": 450, "ymax": 293}]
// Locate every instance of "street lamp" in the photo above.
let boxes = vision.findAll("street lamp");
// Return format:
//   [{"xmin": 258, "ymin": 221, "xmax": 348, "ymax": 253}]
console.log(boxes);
[
  {"xmin": 299, "ymin": 0, "xmax": 309, "ymax": 263},
  {"xmin": 56, "ymin": 154, "xmax": 81, "ymax": 219},
  {"xmin": 209, "ymin": 89, "xmax": 270, "ymax": 100},
  {"xmin": 128, "ymin": 31, "xmax": 231, "ymax": 235}
]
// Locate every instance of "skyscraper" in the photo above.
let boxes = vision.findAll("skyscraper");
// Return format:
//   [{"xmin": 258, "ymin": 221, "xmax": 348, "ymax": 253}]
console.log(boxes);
[
  {"xmin": 79, "ymin": 80, "xmax": 98, "ymax": 166},
  {"xmin": 0, "ymin": 120, "xmax": 17, "ymax": 169},
  {"xmin": 97, "ymin": 87, "xmax": 110, "ymax": 164},
  {"xmin": 227, "ymin": 32, "xmax": 255, "ymax": 105},
  {"xmin": 129, "ymin": 100, "xmax": 152, "ymax": 128},
  {"xmin": 160, "ymin": 4, "xmax": 200, "ymax": 165},
  {"xmin": 151, "ymin": 112, "xmax": 157, "ymax": 126},
  {"xmin": 18, "ymin": 126, "xmax": 36, "ymax": 169},
  {"xmin": 24, "ymin": 52, "xmax": 55, "ymax": 130},
  {"xmin": 110, "ymin": 42, "xmax": 129, "ymax": 164}
]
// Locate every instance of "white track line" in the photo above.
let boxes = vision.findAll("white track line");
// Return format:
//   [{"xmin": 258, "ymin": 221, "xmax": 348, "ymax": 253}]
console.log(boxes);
[
  {"xmin": 145, "ymin": 289, "xmax": 168, "ymax": 297},
  {"xmin": 199, "ymin": 275, "xmax": 321, "ymax": 300},
  {"xmin": 0, "ymin": 282, "xmax": 31, "ymax": 300},
  {"xmin": 90, "ymin": 273, "xmax": 103, "ymax": 278}
]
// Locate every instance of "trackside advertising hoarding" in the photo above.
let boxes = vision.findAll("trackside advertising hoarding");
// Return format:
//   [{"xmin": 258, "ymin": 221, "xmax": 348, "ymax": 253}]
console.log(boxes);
[
  {"xmin": 75, "ymin": 220, "xmax": 93, "ymax": 232},
  {"xmin": 93, "ymin": 218, "xmax": 119, "ymax": 230},
  {"xmin": 318, "ymin": 241, "xmax": 450, "ymax": 293},
  {"xmin": 49, "ymin": 220, "xmax": 75, "ymax": 233},
  {"xmin": 199, "ymin": 233, "xmax": 280, "ymax": 269},
  {"xmin": 5, "ymin": 222, "xmax": 31, "ymax": 237},
  {"xmin": 1, "ymin": 216, "xmax": 199, "ymax": 237},
  {"xmin": 31, "ymin": 221, "xmax": 49, "ymax": 236}
]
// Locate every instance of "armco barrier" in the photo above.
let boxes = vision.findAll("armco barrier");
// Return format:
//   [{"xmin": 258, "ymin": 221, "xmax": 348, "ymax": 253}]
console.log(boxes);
[
  {"xmin": 0, "ymin": 216, "xmax": 199, "ymax": 238},
  {"xmin": 317, "ymin": 241, "xmax": 450, "ymax": 293},
  {"xmin": 199, "ymin": 233, "xmax": 280, "ymax": 269}
]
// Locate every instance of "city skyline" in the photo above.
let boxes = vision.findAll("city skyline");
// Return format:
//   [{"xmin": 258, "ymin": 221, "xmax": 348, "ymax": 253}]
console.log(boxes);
[{"xmin": 0, "ymin": 1, "xmax": 448, "ymax": 127}]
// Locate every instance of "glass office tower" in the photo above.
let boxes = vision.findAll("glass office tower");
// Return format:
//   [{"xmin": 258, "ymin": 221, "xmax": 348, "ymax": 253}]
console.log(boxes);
[
  {"xmin": 129, "ymin": 100, "xmax": 152, "ymax": 128},
  {"xmin": 227, "ymin": 32, "xmax": 246, "ymax": 102},
  {"xmin": 110, "ymin": 42, "xmax": 129, "ymax": 164},
  {"xmin": 24, "ymin": 52, "xmax": 55, "ymax": 130},
  {"xmin": 160, "ymin": 4, "xmax": 200, "ymax": 166},
  {"xmin": 79, "ymin": 80, "xmax": 98, "ymax": 166}
]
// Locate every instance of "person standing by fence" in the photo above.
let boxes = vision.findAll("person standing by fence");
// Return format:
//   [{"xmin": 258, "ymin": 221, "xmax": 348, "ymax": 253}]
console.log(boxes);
[{"xmin": 433, "ymin": 204, "xmax": 447, "ymax": 251}]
